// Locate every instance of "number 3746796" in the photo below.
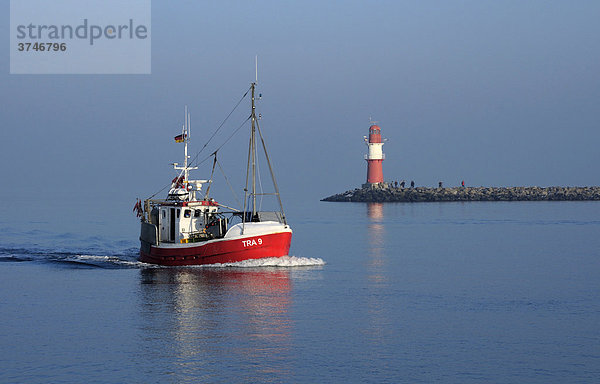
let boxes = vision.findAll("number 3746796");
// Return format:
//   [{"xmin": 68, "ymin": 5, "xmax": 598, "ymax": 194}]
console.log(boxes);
[{"xmin": 18, "ymin": 42, "xmax": 67, "ymax": 52}]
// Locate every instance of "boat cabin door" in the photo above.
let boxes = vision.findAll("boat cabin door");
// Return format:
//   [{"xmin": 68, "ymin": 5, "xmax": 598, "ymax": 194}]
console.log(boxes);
[
  {"xmin": 160, "ymin": 207, "xmax": 177, "ymax": 243},
  {"xmin": 169, "ymin": 208, "xmax": 176, "ymax": 242}
]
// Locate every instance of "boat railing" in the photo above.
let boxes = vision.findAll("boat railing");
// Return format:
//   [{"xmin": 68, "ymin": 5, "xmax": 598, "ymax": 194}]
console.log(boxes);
[{"xmin": 233, "ymin": 211, "xmax": 285, "ymax": 223}]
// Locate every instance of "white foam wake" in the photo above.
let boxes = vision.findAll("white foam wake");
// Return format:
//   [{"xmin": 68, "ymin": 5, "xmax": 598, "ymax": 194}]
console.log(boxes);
[
  {"xmin": 61, "ymin": 254, "xmax": 325, "ymax": 269},
  {"xmin": 73, "ymin": 254, "xmax": 142, "ymax": 267},
  {"xmin": 204, "ymin": 255, "xmax": 325, "ymax": 268}
]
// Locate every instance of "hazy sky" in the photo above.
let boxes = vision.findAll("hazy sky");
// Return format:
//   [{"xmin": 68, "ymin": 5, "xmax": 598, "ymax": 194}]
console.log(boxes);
[{"xmin": 2, "ymin": 0, "xmax": 599, "ymax": 211}]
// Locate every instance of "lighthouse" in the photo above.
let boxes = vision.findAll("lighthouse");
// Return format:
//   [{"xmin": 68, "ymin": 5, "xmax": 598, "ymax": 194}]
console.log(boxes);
[{"xmin": 363, "ymin": 122, "xmax": 385, "ymax": 187}]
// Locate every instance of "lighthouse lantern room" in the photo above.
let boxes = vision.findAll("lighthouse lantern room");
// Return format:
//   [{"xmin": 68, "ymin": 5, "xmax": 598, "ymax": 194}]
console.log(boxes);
[{"xmin": 363, "ymin": 122, "xmax": 386, "ymax": 188}]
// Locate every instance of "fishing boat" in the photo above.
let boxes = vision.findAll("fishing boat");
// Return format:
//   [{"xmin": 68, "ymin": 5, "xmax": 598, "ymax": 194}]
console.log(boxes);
[{"xmin": 137, "ymin": 82, "xmax": 292, "ymax": 266}]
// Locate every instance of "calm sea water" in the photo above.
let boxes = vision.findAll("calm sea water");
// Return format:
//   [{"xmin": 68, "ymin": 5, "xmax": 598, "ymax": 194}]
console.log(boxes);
[{"xmin": 1, "ymin": 200, "xmax": 599, "ymax": 383}]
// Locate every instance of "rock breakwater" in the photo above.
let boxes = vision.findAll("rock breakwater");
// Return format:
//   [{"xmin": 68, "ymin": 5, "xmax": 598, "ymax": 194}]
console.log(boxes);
[{"xmin": 322, "ymin": 186, "xmax": 600, "ymax": 203}]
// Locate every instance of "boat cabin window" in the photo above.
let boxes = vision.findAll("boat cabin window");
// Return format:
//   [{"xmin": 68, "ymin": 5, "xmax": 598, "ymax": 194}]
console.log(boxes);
[
  {"xmin": 194, "ymin": 210, "xmax": 201, "ymax": 218},
  {"xmin": 162, "ymin": 211, "xmax": 166, "ymax": 218},
  {"xmin": 177, "ymin": 209, "xmax": 180, "ymax": 218},
  {"xmin": 184, "ymin": 209, "xmax": 191, "ymax": 218}
]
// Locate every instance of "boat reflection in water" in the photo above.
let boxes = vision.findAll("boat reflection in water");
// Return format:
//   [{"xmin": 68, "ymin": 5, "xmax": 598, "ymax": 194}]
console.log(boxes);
[{"xmin": 138, "ymin": 267, "xmax": 293, "ymax": 382}]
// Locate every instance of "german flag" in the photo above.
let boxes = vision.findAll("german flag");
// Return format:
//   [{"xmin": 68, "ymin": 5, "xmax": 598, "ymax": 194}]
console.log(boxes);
[{"xmin": 174, "ymin": 134, "xmax": 186, "ymax": 143}]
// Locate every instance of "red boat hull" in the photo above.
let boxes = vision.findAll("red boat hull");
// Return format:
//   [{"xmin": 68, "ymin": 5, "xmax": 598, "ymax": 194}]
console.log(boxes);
[{"xmin": 139, "ymin": 231, "xmax": 292, "ymax": 266}]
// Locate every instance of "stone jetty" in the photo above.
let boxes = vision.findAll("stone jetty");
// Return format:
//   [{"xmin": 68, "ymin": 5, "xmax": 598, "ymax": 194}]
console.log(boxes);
[{"xmin": 322, "ymin": 186, "xmax": 600, "ymax": 203}]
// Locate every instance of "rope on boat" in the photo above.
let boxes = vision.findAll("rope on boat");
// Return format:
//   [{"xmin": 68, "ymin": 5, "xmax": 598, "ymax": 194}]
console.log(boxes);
[
  {"xmin": 255, "ymin": 118, "xmax": 287, "ymax": 224},
  {"xmin": 188, "ymin": 86, "xmax": 251, "ymax": 167},
  {"xmin": 204, "ymin": 154, "xmax": 218, "ymax": 199},
  {"xmin": 194, "ymin": 114, "xmax": 252, "ymax": 167},
  {"xmin": 216, "ymin": 157, "xmax": 242, "ymax": 209},
  {"xmin": 146, "ymin": 87, "xmax": 250, "ymax": 200}
]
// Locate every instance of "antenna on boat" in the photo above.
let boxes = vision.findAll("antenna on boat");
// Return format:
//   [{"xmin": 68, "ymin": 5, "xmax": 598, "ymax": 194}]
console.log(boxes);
[
  {"xmin": 255, "ymin": 55, "xmax": 258, "ymax": 84},
  {"xmin": 184, "ymin": 105, "xmax": 188, "ymax": 182},
  {"xmin": 174, "ymin": 106, "xmax": 197, "ymax": 191}
]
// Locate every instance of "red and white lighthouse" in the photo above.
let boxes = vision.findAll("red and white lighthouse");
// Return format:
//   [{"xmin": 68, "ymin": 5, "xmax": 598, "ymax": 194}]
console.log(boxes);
[{"xmin": 364, "ymin": 123, "xmax": 385, "ymax": 186}]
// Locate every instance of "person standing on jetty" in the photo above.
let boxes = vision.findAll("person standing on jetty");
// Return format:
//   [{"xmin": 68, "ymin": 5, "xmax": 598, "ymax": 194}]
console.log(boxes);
[
  {"xmin": 411, "ymin": 180, "xmax": 415, "ymax": 188},
  {"xmin": 461, "ymin": 180, "xmax": 465, "ymax": 187}
]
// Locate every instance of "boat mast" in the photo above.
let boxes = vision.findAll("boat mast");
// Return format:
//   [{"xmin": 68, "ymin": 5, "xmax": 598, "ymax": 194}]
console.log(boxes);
[
  {"xmin": 243, "ymin": 83, "xmax": 258, "ymax": 226},
  {"xmin": 251, "ymin": 83, "xmax": 257, "ymax": 218},
  {"xmin": 242, "ymin": 81, "xmax": 288, "ymax": 226}
]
